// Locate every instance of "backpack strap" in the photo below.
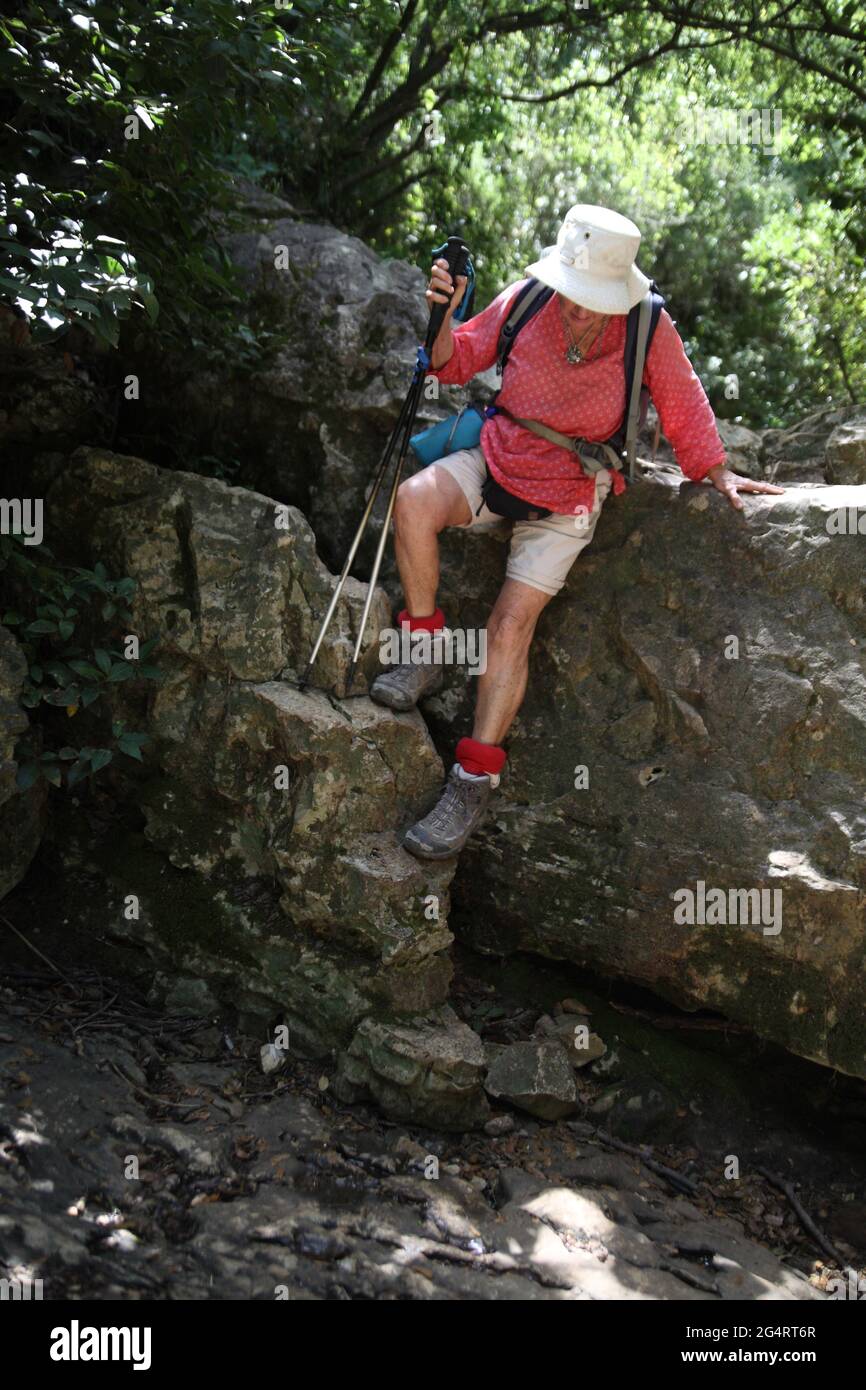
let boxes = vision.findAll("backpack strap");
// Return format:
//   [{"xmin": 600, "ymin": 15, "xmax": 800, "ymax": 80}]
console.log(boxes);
[
  {"xmin": 494, "ymin": 402, "xmax": 623, "ymax": 476},
  {"xmin": 496, "ymin": 278, "xmax": 553, "ymax": 377},
  {"xmin": 621, "ymin": 283, "xmax": 665, "ymax": 481}
]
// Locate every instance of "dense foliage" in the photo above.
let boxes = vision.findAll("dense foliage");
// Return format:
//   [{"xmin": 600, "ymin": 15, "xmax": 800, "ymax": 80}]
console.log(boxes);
[
  {"xmin": 2, "ymin": 1, "xmax": 865, "ymax": 424},
  {"xmin": 0, "ymin": 0, "xmax": 323, "ymax": 357},
  {"xmin": 1, "ymin": 535, "xmax": 159, "ymax": 789}
]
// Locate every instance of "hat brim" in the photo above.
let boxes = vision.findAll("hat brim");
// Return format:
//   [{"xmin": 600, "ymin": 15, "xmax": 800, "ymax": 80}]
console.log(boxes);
[{"xmin": 525, "ymin": 253, "xmax": 651, "ymax": 315}]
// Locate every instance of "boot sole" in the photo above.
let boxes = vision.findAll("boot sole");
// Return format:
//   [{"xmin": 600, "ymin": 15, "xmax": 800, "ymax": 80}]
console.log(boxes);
[
  {"xmin": 370, "ymin": 671, "xmax": 443, "ymax": 712},
  {"xmin": 369, "ymin": 685, "xmax": 415, "ymax": 712},
  {"xmin": 402, "ymin": 832, "xmax": 461, "ymax": 861}
]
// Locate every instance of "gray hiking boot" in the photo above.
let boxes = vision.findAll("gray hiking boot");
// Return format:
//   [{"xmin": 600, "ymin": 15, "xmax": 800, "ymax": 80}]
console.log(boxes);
[
  {"xmin": 403, "ymin": 764, "xmax": 493, "ymax": 860},
  {"xmin": 370, "ymin": 651, "xmax": 444, "ymax": 712}
]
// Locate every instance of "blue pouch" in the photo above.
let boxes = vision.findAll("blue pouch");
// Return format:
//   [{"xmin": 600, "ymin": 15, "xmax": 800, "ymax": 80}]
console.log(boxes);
[{"xmin": 409, "ymin": 403, "xmax": 488, "ymax": 467}]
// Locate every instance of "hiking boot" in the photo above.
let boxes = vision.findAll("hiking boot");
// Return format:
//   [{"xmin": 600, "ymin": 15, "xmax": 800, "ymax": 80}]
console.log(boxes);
[
  {"xmin": 370, "ymin": 651, "xmax": 444, "ymax": 712},
  {"xmin": 403, "ymin": 764, "xmax": 493, "ymax": 860}
]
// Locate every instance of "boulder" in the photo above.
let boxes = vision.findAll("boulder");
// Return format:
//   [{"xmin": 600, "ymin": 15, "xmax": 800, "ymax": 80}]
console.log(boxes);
[
  {"xmin": 825, "ymin": 411, "xmax": 866, "ymax": 485},
  {"xmin": 421, "ymin": 469, "xmax": 866, "ymax": 1082},
  {"xmin": 762, "ymin": 403, "xmax": 862, "ymax": 485},
  {"xmin": 41, "ymin": 447, "xmax": 485, "ymax": 1127},
  {"xmin": 0, "ymin": 624, "xmax": 45, "ymax": 901},
  {"xmin": 484, "ymin": 1040, "xmax": 578, "ymax": 1120},
  {"xmin": 143, "ymin": 217, "xmax": 469, "ymax": 572},
  {"xmin": 0, "ymin": 344, "xmax": 107, "ymax": 463},
  {"xmin": 334, "ymin": 1006, "xmax": 489, "ymax": 1130}
]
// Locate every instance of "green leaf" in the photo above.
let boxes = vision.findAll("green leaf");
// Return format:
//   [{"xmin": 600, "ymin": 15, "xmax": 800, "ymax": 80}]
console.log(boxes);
[
  {"xmin": 94, "ymin": 648, "xmax": 112, "ymax": 674},
  {"xmin": 89, "ymin": 748, "xmax": 113, "ymax": 773},
  {"xmin": 25, "ymin": 619, "xmax": 57, "ymax": 635},
  {"xmin": 108, "ymin": 662, "xmax": 134, "ymax": 681},
  {"xmin": 58, "ymin": 619, "xmax": 74, "ymax": 640},
  {"xmin": 65, "ymin": 299, "xmax": 100, "ymax": 318},
  {"xmin": 67, "ymin": 758, "xmax": 90, "ymax": 787},
  {"xmin": 68, "ymin": 660, "xmax": 103, "ymax": 680},
  {"xmin": 26, "ymin": 129, "xmax": 60, "ymax": 148},
  {"xmin": 15, "ymin": 761, "xmax": 40, "ymax": 792},
  {"xmin": 44, "ymin": 661, "xmax": 72, "ymax": 683},
  {"xmin": 117, "ymin": 734, "xmax": 145, "ymax": 761}
]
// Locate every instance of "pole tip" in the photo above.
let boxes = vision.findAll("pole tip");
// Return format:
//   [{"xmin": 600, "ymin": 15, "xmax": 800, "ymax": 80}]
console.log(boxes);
[{"xmin": 298, "ymin": 662, "xmax": 313, "ymax": 692}]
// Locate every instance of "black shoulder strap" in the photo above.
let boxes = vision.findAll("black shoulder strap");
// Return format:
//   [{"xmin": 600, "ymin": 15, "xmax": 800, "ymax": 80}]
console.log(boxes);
[
  {"xmin": 623, "ymin": 281, "xmax": 665, "ymax": 412},
  {"xmin": 496, "ymin": 277, "xmax": 554, "ymax": 377},
  {"xmin": 607, "ymin": 281, "xmax": 665, "ymax": 476}
]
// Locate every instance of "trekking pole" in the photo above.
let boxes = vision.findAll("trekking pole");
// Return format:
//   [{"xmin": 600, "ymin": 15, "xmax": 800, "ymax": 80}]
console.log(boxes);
[
  {"xmin": 299, "ymin": 235, "xmax": 471, "ymax": 694},
  {"xmin": 297, "ymin": 379, "xmax": 419, "ymax": 690}
]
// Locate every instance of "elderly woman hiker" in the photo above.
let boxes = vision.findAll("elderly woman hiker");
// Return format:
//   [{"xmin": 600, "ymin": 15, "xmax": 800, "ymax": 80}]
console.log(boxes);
[{"xmin": 370, "ymin": 204, "xmax": 784, "ymax": 860}]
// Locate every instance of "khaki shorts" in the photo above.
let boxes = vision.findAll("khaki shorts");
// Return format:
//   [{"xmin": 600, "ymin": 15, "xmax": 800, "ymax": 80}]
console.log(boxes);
[{"xmin": 434, "ymin": 445, "xmax": 612, "ymax": 596}]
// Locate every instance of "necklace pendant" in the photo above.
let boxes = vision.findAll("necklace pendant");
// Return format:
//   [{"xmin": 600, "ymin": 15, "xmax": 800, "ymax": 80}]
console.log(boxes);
[{"xmin": 565, "ymin": 344, "xmax": 583, "ymax": 364}]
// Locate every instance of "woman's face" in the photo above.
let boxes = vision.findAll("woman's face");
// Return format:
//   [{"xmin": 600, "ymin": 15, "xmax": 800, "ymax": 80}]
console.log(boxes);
[{"xmin": 557, "ymin": 292, "xmax": 604, "ymax": 328}]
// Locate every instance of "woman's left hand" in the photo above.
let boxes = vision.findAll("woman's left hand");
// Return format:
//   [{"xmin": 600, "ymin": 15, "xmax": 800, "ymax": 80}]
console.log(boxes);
[{"xmin": 706, "ymin": 464, "xmax": 785, "ymax": 511}]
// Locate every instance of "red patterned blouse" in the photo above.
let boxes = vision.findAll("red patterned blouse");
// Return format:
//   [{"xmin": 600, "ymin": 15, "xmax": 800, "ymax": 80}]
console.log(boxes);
[{"xmin": 430, "ymin": 278, "xmax": 726, "ymax": 515}]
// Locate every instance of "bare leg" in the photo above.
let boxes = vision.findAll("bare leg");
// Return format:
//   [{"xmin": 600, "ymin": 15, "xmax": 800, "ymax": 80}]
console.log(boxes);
[
  {"xmin": 392, "ymin": 465, "xmax": 471, "ymax": 616},
  {"xmin": 472, "ymin": 578, "xmax": 552, "ymax": 745},
  {"xmin": 400, "ymin": 576, "xmax": 552, "ymax": 860}
]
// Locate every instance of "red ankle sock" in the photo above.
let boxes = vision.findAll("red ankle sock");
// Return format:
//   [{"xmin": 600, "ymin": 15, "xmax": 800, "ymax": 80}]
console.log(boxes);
[
  {"xmin": 397, "ymin": 607, "xmax": 445, "ymax": 633},
  {"xmin": 456, "ymin": 736, "xmax": 507, "ymax": 778}
]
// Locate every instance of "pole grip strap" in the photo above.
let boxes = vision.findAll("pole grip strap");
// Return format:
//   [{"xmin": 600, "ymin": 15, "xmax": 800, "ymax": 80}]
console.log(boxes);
[{"xmin": 625, "ymin": 292, "xmax": 652, "ymax": 480}]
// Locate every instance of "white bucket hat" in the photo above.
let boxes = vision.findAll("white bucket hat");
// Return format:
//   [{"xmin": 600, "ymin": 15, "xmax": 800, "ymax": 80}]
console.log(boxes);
[{"xmin": 526, "ymin": 204, "xmax": 651, "ymax": 315}]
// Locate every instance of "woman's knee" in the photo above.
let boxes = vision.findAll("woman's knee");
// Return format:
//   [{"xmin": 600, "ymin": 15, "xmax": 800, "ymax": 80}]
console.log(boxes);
[{"xmin": 488, "ymin": 605, "xmax": 537, "ymax": 655}]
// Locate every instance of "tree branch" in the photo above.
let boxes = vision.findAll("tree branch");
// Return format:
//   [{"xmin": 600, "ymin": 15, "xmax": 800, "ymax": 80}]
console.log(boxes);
[
  {"xmin": 349, "ymin": 0, "xmax": 420, "ymax": 123},
  {"xmin": 340, "ymin": 123, "xmax": 428, "ymax": 193},
  {"xmin": 497, "ymin": 33, "xmax": 737, "ymax": 103}
]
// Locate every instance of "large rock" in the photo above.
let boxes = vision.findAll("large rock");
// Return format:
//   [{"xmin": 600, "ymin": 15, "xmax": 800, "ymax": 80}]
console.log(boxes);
[
  {"xmin": 142, "ymin": 218, "xmax": 463, "ymax": 572},
  {"xmin": 420, "ymin": 469, "xmax": 866, "ymax": 1082},
  {"xmin": 0, "ymin": 344, "xmax": 107, "ymax": 463},
  {"xmin": 825, "ymin": 411, "xmax": 866, "ymax": 485},
  {"xmin": 762, "ymin": 403, "xmax": 864, "ymax": 485},
  {"xmin": 0, "ymin": 624, "xmax": 44, "ymax": 900},
  {"xmin": 41, "ymin": 447, "xmax": 485, "ymax": 1127},
  {"xmin": 484, "ymin": 1040, "xmax": 578, "ymax": 1120},
  {"xmin": 335, "ymin": 1006, "xmax": 489, "ymax": 1130}
]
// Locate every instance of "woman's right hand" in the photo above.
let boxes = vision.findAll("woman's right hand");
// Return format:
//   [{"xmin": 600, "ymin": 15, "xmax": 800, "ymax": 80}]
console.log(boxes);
[{"xmin": 426, "ymin": 257, "xmax": 468, "ymax": 317}]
